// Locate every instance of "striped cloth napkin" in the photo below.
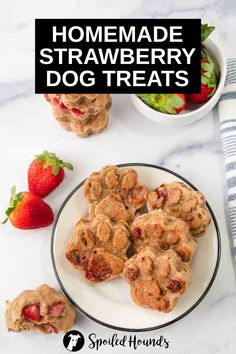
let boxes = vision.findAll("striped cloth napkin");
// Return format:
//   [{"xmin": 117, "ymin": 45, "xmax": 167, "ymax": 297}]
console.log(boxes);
[{"xmin": 218, "ymin": 58, "xmax": 236, "ymax": 260}]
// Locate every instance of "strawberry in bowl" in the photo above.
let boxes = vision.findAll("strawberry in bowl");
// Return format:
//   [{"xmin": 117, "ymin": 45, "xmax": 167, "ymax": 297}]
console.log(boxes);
[
  {"xmin": 137, "ymin": 94, "xmax": 186, "ymax": 115},
  {"xmin": 131, "ymin": 23, "xmax": 226, "ymax": 126},
  {"xmin": 187, "ymin": 24, "xmax": 218, "ymax": 104}
]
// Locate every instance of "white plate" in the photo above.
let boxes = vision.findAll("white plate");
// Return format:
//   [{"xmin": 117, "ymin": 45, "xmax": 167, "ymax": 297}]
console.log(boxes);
[{"xmin": 51, "ymin": 163, "xmax": 221, "ymax": 332}]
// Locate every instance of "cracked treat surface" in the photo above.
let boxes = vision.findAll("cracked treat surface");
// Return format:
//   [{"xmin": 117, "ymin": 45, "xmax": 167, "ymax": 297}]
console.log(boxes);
[
  {"xmin": 130, "ymin": 209, "xmax": 197, "ymax": 262},
  {"xmin": 66, "ymin": 214, "xmax": 131, "ymax": 282},
  {"xmin": 5, "ymin": 284, "xmax": 76, "ymax": 334},
  {"xmin": 147, "ymin": 181, "xmax": 211, "ymax": 235},
  {"xmin": 123, "ymin": 246, "xmax": 192, "ymax": 312},
  {"xmin": 83, "ymin": 165, "xmax": 148, "ymax": 223}
]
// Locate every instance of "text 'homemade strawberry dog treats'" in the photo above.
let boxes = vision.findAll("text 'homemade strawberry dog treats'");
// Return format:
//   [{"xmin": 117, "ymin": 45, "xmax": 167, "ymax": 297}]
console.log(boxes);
[
  {"xmin": 123, "ymin": 246, "xmax": 192, "ymax": 313},
  {"xmin": 83, "ymin": 165, "xmax": 148, "ymax": 223},
  {"xmin": 147, "ymin": 182, "xmax": 211, "ymax": 235},
  {"xmin": 66, "ymin": 214, "xmax": 131, "ymax": 282},
  {"xmin": 130, "ymin": 209, "xmax": 197, "ymax": 262},
  {"xmin": 6, "ymin": 285, "xmax": 76, "ymax": 334},
  {"xmin": 44, "ymin": 94, "xmax": 111, "ymax": 138}
]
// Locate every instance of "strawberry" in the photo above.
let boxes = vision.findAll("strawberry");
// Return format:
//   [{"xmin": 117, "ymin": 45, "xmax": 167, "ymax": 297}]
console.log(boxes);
[
  {"xmin": 22, "ymin": 304, "xmax": 41, "ymax": 322},
  {"xmin": 48, "ymin": 302, "xmax": 66, "ymax": 316},
  {"xmin": 137, "ymin": 94, "xmax": 186, "ymax": 114},
  {"xmin": 187, "ymin": 49, "xmax": 218, "ymax": 104},
  {"xmin": 28, "ymin": 151, "xmax": 73, "ymax": 197},
  {"xmin": 187, "ymin": 24, "xmax": 218, "ymax": 104},
  {"xmin": 2, "ymin": 186, "xmax": 54, "ymax": 229}
]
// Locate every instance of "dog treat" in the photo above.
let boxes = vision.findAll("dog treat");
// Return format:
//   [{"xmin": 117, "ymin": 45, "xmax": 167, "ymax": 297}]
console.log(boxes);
[
  {"xmin": 83, "ymin": 165, "xmax": 148, "ymax": 223},
  {"xmin": 73, "ymin": 109, "xmax": 109, "ymax": 138},
  {"xmin": 130, "ymin": 209, "xmax": 197, "ymax": 262},
  {"xmin": 45, "ymin": 94, "xmax": 111, "ymax": 137},
  {"xmin": 66, "ymin": 214, "xmax": 131, "ymax": 282},
  {"xmin": 147, "ymin": 181, "xmax": 211, "ymax": 235},
  {"xmin": 123, "ymin": 246, "xmax": 192, "ymax": 312},
  {"xmin": 5, "ymin": 284, "xmax": 76, "ymax": 334}
]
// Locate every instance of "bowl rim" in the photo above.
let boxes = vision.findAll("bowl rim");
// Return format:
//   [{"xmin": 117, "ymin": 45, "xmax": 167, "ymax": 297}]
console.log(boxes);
[
  {"xmin": 131, "ymin": 37, "xmax": 227, "ymax": 120},
  {"xmin": 51, "ymin": 162, "xmax": 221, "ymax": 332}
]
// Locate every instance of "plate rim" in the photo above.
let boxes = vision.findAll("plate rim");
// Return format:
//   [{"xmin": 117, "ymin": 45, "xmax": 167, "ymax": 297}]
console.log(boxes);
[{"xmin": 51, "ymin": 163, "xmax": 221, "ymax": 332}]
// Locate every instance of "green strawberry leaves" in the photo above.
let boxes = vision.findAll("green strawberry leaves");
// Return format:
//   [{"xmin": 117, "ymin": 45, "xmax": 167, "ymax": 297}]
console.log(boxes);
[
  {"xmin": 136, "ymin": 94, "xmax": 157, "ymax": 108},
  {"xmin": 63, "ymin": 162, "xmax": 74, "ymax": 170},
  {"xmin": 34, "ymin": 151, "xmax": 74, "ymax": 176},
  {"xmin": 160, "ymin": 95, "xmax": 184, "ymax": 114},
  {"xmin": 137, "ymin": 94, "xmax": 184, "ymax": 115},
  {"xmin": 167, "ymin": 95, "xmax": 183, "ymax": 108},
  {"xmin": 201, "ymin": 48, "xmax": 218, "ymax": 93},
  {"xmin": 2, "ymin": 186, "xmax": 23, "ymax": 224},
  {"xmin": 201, "ymin": 23, "xmax": 215, "ymax": 43}
]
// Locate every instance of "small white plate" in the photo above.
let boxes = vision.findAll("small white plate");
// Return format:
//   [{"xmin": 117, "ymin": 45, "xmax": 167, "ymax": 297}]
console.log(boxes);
[{"xmin": 51, "ymin": 163, "xmax": 221, "ymax": 332}]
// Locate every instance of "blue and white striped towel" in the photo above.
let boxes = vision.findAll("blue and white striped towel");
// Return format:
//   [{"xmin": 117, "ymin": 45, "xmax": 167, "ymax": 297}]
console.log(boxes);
[{"xmin": 218, "ymin": 58, "xmax": 236, "ymax": 261}]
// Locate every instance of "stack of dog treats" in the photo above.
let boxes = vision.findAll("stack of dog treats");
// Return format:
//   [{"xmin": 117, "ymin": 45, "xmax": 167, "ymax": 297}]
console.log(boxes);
[{"xmin": 44, "ymin": 94, "xmax": 111, "ymax": 138}]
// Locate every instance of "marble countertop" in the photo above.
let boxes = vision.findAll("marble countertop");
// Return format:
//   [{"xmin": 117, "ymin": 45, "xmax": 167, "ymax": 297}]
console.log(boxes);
[{"xmin": 0, "ymin": 1, "xmax": 236, "ymax": 353}]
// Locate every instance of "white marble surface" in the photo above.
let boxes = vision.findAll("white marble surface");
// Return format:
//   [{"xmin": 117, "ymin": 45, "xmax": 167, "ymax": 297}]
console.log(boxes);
[{"xmin": 0, "ymin": 0, "xmax": 236, "ymax": 353}]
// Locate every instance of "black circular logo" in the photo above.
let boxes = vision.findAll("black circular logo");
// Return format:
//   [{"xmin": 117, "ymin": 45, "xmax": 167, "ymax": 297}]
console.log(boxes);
[{"xmin": 63, "ymin": 330, "xmax": 85, "ymax": 352}]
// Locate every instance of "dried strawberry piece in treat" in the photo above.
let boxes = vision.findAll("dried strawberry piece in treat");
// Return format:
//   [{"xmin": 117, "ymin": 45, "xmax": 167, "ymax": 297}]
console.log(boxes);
[
  {"xmin": 69, "ymin": 107, "xmax": 85, "ymax": 118},
  {"xmin": 44, "ymin": 324, "xmax": 59, "ymax": 333},
  {"xmin": 166, "ymin": 279, "xmax": 182, "ymax": 293},
  {"xmin": 22, "ymin": 304, "xmax": 41, "ymax": 322},
  {"xmin": 48, "ymin": 302, "xmax": 66, "ymax": 316},
  {"xmin": 149, "ymin": 188, "xmax": 167, "ymax": 208},
  {"xmin": 85, "ymin": 254, "xmax": 112, "ymax": 281},
  {"xmin": 128, "ymin": 185, "xmax": 148, "ymax": 205},
  {"xmin": 156, "ymin": 188, "xmax": 167, "ymax": 199},
  {"xmin": 52, "ymin": 97, "xmax": 67, "ymax": 110},
  {"xmin": 123, "ymin": 266, "xmax": 139, "ymax": 282},
  {"xmin": 49, "ymin": 324, "xmax": 58, "ymax": 333},
  {"xmin": 131, "ymin": 227, "xmax": 142, "ymax": 240}
]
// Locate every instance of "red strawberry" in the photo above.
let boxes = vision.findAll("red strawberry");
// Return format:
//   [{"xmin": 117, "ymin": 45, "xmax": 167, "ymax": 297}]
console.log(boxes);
[
  {"xmin": 137, "ymin": 94, "xmax": 186, "ymax": 114},
  {"xmin": 187, "ymin": 83, "xmax": 215, "ymax": 104},
  {"xmin": 2, "ymin": 186, "xmax": 54, "ymax": 229},
  {"xmin": 187, "ymin": 24, "xmax": 218, "ymax": 104},
  {"xmin": 22, "ymin": 304, "xmax": 41, "ymax": 322},
  {"xmin": 48, "ymin": 302, "xmax": 66, "ymax": 316},
  {"xmin": 28, "ymin": 151, "xmax": 73, "ymax": 197},
  {"xmin": 187, "ymin": 49, "xmax": 218, "ymax": 104}
]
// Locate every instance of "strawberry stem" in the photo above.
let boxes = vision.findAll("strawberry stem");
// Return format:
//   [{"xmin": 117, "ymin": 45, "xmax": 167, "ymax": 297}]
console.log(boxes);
[
  {"xmin": 201, "ymin": 23, "xmax": 215, "ymax": 43},
  {"xmin": 2, "ymin": 186, "xmax": 23, "ymax": 224},
  {"xmin": 34, "ymin": 151, "xmax": 74, "ymax": 176}
]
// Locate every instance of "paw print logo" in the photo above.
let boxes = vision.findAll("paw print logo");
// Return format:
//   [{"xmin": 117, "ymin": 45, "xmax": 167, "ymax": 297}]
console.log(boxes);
[{"xmin": 63, "ymin": 330, "xmax": 85, "ymax": 352}]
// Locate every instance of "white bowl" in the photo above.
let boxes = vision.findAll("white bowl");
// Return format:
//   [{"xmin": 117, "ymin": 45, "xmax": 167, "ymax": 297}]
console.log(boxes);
[{"xmin": 130, "ymin": 38, "xmax": 226, "ymax": 126}]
